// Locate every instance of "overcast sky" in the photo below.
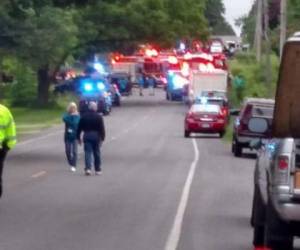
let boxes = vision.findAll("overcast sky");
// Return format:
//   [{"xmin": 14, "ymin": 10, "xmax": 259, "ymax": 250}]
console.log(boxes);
[{"xmin": 223, "ymin": 0, "xmax": 255, "ymax": 36}]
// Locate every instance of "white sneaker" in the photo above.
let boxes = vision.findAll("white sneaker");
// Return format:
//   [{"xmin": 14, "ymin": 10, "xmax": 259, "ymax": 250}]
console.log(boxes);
[
  {"xmin": 95, "ymin": 171, "xmax": 102, "ymax": 176},
  {"xmin": 70, "ymin": 167, "xmax": 76, "ymax": 172},
  {"xmin": 85, "ymin": 169, "xmax": 92, "ymax": 176}
]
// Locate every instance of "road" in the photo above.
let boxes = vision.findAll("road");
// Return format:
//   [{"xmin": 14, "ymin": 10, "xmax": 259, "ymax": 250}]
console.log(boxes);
[{"xmin": 0, "ymin": 89, "xmax": 256, "ymax": 250}]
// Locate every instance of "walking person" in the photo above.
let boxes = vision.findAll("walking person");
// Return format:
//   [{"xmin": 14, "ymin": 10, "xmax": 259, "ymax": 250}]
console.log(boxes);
[
  {"xmin": 63, "ymin": 102, "xmax": 80, "ymax": 172},
  {"xmin": 148, "ymin": 75, "xmax": 155, "ymax": 96},
  {"xmin": 138, "ymin": 74, "xmax": 144, "ymax": 96},
  {"xmin": 0, "ymin": 104, "xmax": 17, "ymax": 198},
  {"xmin": 77, "ymin": 102, "xmax": 105, "ymax": 176}
]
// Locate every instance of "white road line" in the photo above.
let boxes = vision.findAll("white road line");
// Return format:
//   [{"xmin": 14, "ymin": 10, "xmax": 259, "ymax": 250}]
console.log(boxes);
[
  {"xmin": 31, "ymin": 171, "xmax": 47, "ymax": 178},
  {"xmin": 164, "ymin": 138, "xmax": 200, "ymax": 250}
]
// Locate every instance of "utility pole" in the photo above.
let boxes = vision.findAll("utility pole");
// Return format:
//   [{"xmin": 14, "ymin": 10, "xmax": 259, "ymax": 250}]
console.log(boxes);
[
  {"xmin": 254, "ymin": 0, "xmax": 263, "ymax": 62},
  {"xmin": 280, "ymin": 0, "xmax": 287, "ymax": 58},
  {"xmin": 263, "ymin": 0, "xmax": 272, "ymax": 90}
]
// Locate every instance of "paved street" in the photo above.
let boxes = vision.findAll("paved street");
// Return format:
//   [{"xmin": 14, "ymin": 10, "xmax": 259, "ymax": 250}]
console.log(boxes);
[{"xmin": 0, "ymin": 89, "xmax": 256, "ymax": 250}]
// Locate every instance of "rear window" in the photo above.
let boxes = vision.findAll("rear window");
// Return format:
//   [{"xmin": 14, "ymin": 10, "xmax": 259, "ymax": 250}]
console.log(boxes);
[
  {"xmin": 252, "ymin": 105, "xmax": 274, "ymax": 118},
  {"xmin": 192, "ymin": 104, "xmax": 220, "ymax": 114},
  {"xmin": 207, "ymin": 99, "xmax": 226, "ymax": 107}
]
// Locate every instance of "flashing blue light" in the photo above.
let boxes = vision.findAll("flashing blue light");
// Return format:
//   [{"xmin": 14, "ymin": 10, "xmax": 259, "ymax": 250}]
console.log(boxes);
[
  {"xmin": 179, "ymin": 42, "xmax": 186, "ymax": 51},
  {"xmin": 97, "ymin": 82, "xmax": 105, "ymax": 91},
  {"xmin": 267, "ymin": 143, "xmax": 276, "ymax": 153},
  {"xmin": 84, "ymin": 83, "xmax": 93, "ymax": 92},
  {"xmin": 94, "ymin": 62, "xmax": 105, "ymax": 74}
]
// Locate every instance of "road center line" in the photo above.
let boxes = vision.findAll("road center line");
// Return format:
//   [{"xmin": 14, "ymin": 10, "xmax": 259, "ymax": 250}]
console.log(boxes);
[
  {"xmin": 164, "ymin": 138, "xmax": 200, "ymax": 250},
  {"xmin": 31, "ymin": 171, "xmax": 47, "ymax": 178}
]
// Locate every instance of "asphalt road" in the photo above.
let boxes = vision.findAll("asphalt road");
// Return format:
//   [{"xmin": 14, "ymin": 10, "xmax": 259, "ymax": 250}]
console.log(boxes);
[{"xmin": 0, "ymin": 89, "xmax": 257, "ymax": 250}]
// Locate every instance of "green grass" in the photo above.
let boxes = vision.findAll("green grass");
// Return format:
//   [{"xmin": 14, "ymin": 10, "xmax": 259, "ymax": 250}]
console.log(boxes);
[
  {"xmin": 10, "ymin": 94, "xmax": 78, "ymax": 137},
  {"xmin": 223, "ymin": 119, "xmax": 234, "ymax": 143}
]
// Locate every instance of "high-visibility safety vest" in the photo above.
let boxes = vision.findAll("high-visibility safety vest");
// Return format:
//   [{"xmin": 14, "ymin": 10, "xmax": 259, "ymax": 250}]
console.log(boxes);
[{"xmin": 0, "ymin": 104, "xmax": 17, "ymax": 150}]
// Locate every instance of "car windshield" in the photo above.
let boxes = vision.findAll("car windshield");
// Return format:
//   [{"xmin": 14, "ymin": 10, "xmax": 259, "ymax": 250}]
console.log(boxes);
[
  {"xmin": 252, "ymin": 105, "xmax": 274, "ymax": 118},
  {"xmin": 191, "ymin": 104, "xmax": 220, "ymax": 114}
]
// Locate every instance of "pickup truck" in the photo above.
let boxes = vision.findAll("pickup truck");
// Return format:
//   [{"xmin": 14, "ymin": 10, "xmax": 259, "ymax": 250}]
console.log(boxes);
[{"xmin": 251, "ymin": 32, "xmax": 300, "ymax": 250}]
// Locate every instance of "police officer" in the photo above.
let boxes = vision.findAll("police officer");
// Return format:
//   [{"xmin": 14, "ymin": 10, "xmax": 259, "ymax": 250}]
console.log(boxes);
[{"xmin": 0, "ymin": 104, "xmax": 17, "ymax": 198}]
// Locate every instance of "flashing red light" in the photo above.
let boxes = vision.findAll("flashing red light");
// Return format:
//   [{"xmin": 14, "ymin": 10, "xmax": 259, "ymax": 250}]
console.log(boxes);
[{"xmin": 168, "ymin": 56, "xmax": 178, "ymax": 64}]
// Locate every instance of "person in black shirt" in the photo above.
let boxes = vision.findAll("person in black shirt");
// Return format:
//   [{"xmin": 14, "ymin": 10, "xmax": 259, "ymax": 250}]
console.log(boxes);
[{"xmin": 77, "ymin": 102, "xmax": 105, "ymax": 176}]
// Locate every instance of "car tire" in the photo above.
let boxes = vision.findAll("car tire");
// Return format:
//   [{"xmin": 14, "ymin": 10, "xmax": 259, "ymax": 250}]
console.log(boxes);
[
  {"xmin": 265, "ymin": 200, "xmax": 293, "ymax": 250},
  {"xmin": 184, "ymin": 130, "xmax": 190, "ymax": 138},
  {"xmin": 233, "ymin": 138, "xmax": 242, "ymax": 157},
  {"xmin": 115, "ymin": 96, "xmax": 121, "ymax": 107},
  {"xmin": 219, "ymin": 131, "xmax": 225, "ymax": 138},
  {"xmin": 252, "ymin": 185, "xmax": 266, "ymax": 247}
]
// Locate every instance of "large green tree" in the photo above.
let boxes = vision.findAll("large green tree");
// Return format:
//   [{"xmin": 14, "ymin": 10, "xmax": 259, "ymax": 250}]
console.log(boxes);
[
  {"xmin": 0, "ymin": 0, "xmax": 210, "ymax": 105},
  {"xmin": 205, "ymin": 0, "xmax": 235, "ymax": 35}
]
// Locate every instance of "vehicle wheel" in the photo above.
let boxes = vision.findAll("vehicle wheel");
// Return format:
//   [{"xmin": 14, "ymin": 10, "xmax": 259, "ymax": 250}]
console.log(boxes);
[
  {"xmin": 115, "ymin": 96, "xmax": 121, "ymax": 107},
  {"xmin": 233, "ymin": 139, "xmax": 242, "ymax": 157},
  {"xmin": 265, "ymin": 201, "xmax": 293, "ymax": 250},
  {"xmin": 103, "ymin": 106, "xmax": 111, "ymax": 116},
  {"xmin": 252, "ymin": 185, "xmax": 266, "ymax": 246},
  {"xmin": 184, "ymin": 130, "xmax": 190, "ymax": 138},
  {"xmin": 219, "ymin": 131, "xmax": 225, "ymax": 138}
]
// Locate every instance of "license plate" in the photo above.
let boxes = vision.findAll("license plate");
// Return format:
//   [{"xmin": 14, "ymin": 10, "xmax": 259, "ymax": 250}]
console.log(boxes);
[
  {"xmin": 295, "ymin": 171, "xmax": 300, "ymax": 189},
  {"xmin": 201, "ymin": 123, "xmax": 210, "ymax": 128}
]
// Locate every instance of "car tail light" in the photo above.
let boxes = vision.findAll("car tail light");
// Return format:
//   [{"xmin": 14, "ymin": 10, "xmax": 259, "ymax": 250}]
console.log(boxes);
[
  {"xmin": 217, "ymin": 114, "xmax": 225, "ymax": 123},
  {"xmin": 187, "ymin": 112, "xmax": 195, "ymax": 121},
  {"xmin": 239, "ymin": 105, "xmax": 252, "ymax": 131},
  {"xmin": 275, "ymin": 155, "xmax": 290, "ymax": 185},
  {"xmin": 278, "ymin": 156, "xmax": 289, "ymax": 170}
]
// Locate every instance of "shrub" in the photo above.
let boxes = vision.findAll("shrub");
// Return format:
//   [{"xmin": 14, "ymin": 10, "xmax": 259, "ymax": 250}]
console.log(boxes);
[{"xmin": 229, "ymin": 52, "xmax": 280, "ymax": 107}]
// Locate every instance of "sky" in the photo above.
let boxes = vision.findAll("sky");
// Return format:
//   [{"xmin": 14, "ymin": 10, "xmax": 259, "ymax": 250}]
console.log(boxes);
[{"xmin": 223, "ymin": 0, "xmax": 255, "ymax": 36}]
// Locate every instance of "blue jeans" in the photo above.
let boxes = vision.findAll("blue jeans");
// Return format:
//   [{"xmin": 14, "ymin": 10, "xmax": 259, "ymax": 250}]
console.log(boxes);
[
  {"xmin": 65, "ymin": 140, "xmax": 78, "ymax": 167},
  {"xmin": 84, "ymin": 139, "xmax": 101, "ymax": 172}
]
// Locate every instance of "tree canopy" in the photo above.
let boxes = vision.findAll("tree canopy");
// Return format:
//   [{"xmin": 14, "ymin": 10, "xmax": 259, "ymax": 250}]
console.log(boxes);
[{"xmin": 0, "ymin": 0, "xmax": 234, "ymax": 105}]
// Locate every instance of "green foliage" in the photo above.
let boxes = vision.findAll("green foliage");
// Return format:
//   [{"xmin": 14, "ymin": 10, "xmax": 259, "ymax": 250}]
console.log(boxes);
[
  {"xmin": 229, "ymin": 52, "xmax": 280, "ymax": 107},
  {"xmin": 0, "ymin": 56, "xmax": 36, "ymax": 106},
  {"xmin": 205, "ymin": 0, "xmax": 235, "ymax": 35}
]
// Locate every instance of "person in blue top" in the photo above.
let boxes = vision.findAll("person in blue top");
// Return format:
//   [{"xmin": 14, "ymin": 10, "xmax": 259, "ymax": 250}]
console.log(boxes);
[
  {"xmin": 138, "ymin": 74, "xmax": 144, "ymax": 96},
  {"xmin": 63, "ymin": 102, "xmax": 80, "ymax": 172}
]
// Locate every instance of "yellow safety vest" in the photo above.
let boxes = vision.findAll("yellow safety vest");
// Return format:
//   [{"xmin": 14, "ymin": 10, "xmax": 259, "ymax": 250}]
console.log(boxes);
[{"xmin": 0, "ymin": 104, "xmax": 17, "ymax": 149}]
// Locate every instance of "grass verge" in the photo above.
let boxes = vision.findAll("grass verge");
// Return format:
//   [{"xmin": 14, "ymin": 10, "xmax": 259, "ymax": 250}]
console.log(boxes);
[{"xmin": 10, "ymin": 94, "xmax": 78, "ymax": 137}]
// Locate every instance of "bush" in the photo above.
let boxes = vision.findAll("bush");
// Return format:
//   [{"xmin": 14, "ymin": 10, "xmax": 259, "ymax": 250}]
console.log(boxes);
[
  {"xmin": 1, "ymin": 56, "xmax": 37, "ymax": 107},
  {"xmin": 229, "ymin": 52, "xmax": 280, "ymax": 107}
]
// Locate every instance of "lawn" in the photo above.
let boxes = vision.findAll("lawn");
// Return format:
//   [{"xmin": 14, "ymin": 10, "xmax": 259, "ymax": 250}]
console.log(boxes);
[{"xmin": 10, "ymin": 94, "xmax": 78, "ymax": 137}]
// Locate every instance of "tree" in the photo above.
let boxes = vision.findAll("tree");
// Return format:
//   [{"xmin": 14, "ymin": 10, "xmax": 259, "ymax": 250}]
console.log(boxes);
[{"xmin": 204, "ymin": 0, "xmax": 236, "ymax": 35}]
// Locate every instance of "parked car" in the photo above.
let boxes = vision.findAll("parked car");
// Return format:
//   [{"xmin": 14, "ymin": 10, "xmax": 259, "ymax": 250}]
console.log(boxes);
[
  {"xmin": 251, "ymin": 137, "xmax": 300, "ymax": 250},
  {"xmin": 251, "ymin": 32, "xmax": 300, "ymax": 250},
  {"xmin": 231, "ymin": 98, "xmax": 274, "ymax": 157},
  {"xmin": 184, "ymin": 103, "xmax": 226, "ymax": 138}
]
